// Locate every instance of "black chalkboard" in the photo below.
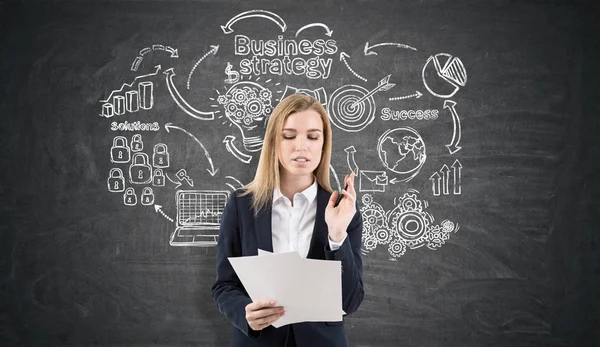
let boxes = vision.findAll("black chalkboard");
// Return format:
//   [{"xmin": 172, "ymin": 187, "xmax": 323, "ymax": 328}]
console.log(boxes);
[{"xmin": 2, "ymin": 0, "xmax": 599, "ymax": 346}]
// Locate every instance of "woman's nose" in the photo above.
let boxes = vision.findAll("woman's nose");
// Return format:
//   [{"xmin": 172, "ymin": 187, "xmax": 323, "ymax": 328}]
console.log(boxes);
[{"xmin": 295, "ymin": 136, "xmax": 307, "ymax": 150}]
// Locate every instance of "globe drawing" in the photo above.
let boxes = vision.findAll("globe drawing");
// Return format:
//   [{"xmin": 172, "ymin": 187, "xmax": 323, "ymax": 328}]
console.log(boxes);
[{"xmin": 377, "ymin": 127, "xmax": 427, "ymax": 182}]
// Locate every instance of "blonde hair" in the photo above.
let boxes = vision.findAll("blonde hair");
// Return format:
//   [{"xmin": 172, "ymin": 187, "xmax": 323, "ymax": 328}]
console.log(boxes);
[{"xmin": 240, "ymin": 94, "xmax": 333, "ymax": 214}]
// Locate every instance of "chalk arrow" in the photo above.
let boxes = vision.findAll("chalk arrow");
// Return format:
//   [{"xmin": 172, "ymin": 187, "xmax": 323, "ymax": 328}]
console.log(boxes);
[
  {"xmin": 100, "ymin": 65, "xmax": 161, "ymax": 103},
  {"xmin": 351, "ymin": 74, "xmax": 395, "ymax": 108},
  {"xmin": 295, "ymin": 23, "xmax": 333, "ymax": 37},
  {"xmin": 187, "ymin": 45, "xmax": 219, "ymax": 89},
  {"xmin": 223, "ymin": 135, "xmax": 252, "ymax": 164},
  {"xmin": 429, "ymin": 172, "xmax": 441, "ymax": 196},
  {"xmin": 441, "ymin": 164, "xmax": 450, "ymax": 196},
  {"xmin": 221, "ymin": 10, "xmax": 286, "ymax": 34},
  {"xmin": 344, "ymin": 146, "xmax": 359, "ymax": 174},
  {"xmin": 389, "ymin": 178, "xmax": 400, "ymax": 185},
  {"xmin": 164, "ymin": 68, "xmax": 215, "ymax": 120},
  {"xmin": 154, "ymin": 205, "xmax": 174, "ymax": 223},
  {"xmin": 443, "ymin": 100, "xmax": 462, "ymax": 154},
  {"xmin": 389, "ymin": 91, "xmax": 422, "ymax": 101},
  {"xmin": 165, "ymin": 46, "xmax": 179, "ymax": 58},
  {"xmin": 340, "ymin": 52, "xmax": 367, "ymax": 82},
  {"xmin": 165, "ymin": 123, "xmax": 218, "ymax": 176},
  {"xmin": 364, "ymin": 42, "xmax": 417, "ymax": 56},
  {"xmin": 165, "ymin": 173, "xmax": 183, "ymax": 189},
  {"xmin": 226, "ymin": 175, "xmax": 244, "ymax": 188},
  {"xmin": 130, "ymin": 45, "xmax": 178, "ymax": 71},
  {"xmin": 451, "ymin": 159, "xmax": 462, "ymax": 195}
]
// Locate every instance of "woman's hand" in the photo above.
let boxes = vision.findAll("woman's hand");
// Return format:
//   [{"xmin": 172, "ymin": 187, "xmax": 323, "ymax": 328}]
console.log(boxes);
[
  {"xmin": 325, "ymin": 172, "xmax": 357, "ymax": 242},
  {"xmin": 245, "ymin": 300, "xmax": 285, "ymax": 331}
]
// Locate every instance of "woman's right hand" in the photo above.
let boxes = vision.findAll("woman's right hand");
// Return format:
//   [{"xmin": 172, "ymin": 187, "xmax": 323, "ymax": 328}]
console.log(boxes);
[{"xmin": 245, "ymin": 300, "xmax": 285, "ymax": 331}]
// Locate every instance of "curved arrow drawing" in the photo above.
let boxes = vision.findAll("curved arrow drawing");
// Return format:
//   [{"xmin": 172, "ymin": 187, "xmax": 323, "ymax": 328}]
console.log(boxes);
[
  {"xmin": 100, "ymin": 65, "xmax": 161, "ymax": 103},
  {"xmin": 165, "ymin": 46, "xmax": 179, "ymax": 58},
  {"xmin": 344, "ymin": 146, "xmax": 359, "ymax": 174},
  {"xmin": 223, "ymin": 135, "xmax": 252, "ymax": 164},
  {"xmin": 131, "ymin": 45, "xmax": 178, "ymax": 71},
  {"xmin": 389, "ymin": 91, "xmax": 422, "ymax": 101},
  {"xmin": 295, "ymin": 23, "xmax": 333, "ymax": 37},
  {"xmin": 340, "ymin": 52, "xmax": 367, "ymax": 82},
  {"xmin": 165, "ymin": 173, "xmax": 183, "ymax": 189},
  {"xmin": 226, "ymin": 183, "xmax": 237, "ymax": 193},
  {"xmin": 187, "ymin": 45, "xmax": 219, "ymax": 89},
  {"xmin": 165, "ymin": 123, "xmax": 218, "ymax": 176},
  {"xmin": 226, "ymin": 175, "xmax": 244, "ymax": 188},
  {"xmin": 443, "ymin": 100, "xmax": 462, "ymax": 154},
  {"xmin": 221, "ymin": 10, "xmax": 287, "ymax": 34},
  {"xmin": 154, "ymin": 204, "xmax": 174, "ymax": 223},
  {"xmin": 164, "ymin": 68, "xmax": 214, "ymax": 120},
  {"xmin": 364, "ymin": 42, "xmax": 417, "ymax": 56}
]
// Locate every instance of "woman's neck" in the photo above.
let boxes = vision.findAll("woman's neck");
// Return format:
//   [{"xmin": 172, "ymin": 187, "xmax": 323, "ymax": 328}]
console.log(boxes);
[{"xmin": 279, "ymin": 174, "xmax": 315, "ymax": 202}]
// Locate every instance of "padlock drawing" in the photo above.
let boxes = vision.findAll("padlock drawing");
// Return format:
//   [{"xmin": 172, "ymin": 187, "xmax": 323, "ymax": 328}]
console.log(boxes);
[
  {"xmin": 152, "ymin": 143, "xmax": 170, "ymax": 168},
  {"xmin": 129, "ymin": 152, "xmax": 152, "ymax": 184},
  {"xmin": 111, "ymin": 136, "xmax": 130, "ymax": 164},
  {"xmin": 131, "ymin": 134, "xmax": 143, "ymax": 152},
  {"xmin": 107, "ymin": 168, "xmax": 125, "ymax": 192},
  {"xmin": 123, "ymin": 187, "xmax": 137, "ymax": 206},
  {"xmin": 141, "ymin": 187, "xmax": 155, "ymax": 206},
  {"xmin": 153, "ymin": 169, "xmax": 165, "ymax": 187}
]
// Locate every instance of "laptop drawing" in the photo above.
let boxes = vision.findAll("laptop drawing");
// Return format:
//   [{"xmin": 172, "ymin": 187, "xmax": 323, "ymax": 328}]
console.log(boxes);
[{"xmin": 170, "ymin": 190, "xmax": 229, "ymax": 247}]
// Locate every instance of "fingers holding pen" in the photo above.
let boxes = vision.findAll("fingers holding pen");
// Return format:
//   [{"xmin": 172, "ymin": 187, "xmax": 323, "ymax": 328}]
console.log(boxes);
[{"xmin": 340, "ymin": 172, "xmax": 356, "ymax": 205}]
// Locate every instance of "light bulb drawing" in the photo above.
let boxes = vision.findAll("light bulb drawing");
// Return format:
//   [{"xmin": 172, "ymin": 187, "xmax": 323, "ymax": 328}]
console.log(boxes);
[{"xmin": 216, "ymin": 81, "xmax": 273, "ymax": 152}]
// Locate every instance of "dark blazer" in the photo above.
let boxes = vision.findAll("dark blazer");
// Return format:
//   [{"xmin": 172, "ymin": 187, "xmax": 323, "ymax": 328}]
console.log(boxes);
[{"xmin": 212, "ymin": 185, "xmax": 364, "ymax": 347}]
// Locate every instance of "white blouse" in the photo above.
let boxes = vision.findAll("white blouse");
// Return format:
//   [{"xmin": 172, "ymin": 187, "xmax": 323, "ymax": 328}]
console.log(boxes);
[{"xmin": 271, "ymin": 179, "xmax": 346, "ymax": 258}]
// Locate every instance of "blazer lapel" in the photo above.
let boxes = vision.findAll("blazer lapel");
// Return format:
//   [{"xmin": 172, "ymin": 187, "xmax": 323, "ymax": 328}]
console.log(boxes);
[
  {"xmin": 306, "ymin": 186, "xmax": 330, "ymax": 260},
  {"xmin": 254, "ymin": 204, "xmax": 274, "ymax": 253}
]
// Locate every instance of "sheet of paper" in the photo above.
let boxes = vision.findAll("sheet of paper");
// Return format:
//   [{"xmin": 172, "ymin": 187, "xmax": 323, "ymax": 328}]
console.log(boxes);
[
  {"xmin": 228, "ymin": 251, "xmax": 300, "ymax": 302},
  {"xmin": 228, "ymin": 251, "xmax": 343, "ymax": 327}
]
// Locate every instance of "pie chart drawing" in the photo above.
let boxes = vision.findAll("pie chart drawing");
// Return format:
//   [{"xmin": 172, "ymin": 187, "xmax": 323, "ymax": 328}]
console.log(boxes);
[{"xmin": 422, "ymin": 53, "xmax": 467, "ymax": 98}]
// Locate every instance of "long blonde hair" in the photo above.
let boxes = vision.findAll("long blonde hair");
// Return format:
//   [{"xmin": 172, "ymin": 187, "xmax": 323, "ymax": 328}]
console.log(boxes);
[{"xmin": 240, "ymin": 94, "xmax": 333, "ymax": 214}]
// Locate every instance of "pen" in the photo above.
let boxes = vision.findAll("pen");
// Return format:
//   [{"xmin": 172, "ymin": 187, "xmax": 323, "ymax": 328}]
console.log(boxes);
[{"xmin": 334, "ymin": 182, "xmax": 348, "ymax": 207}]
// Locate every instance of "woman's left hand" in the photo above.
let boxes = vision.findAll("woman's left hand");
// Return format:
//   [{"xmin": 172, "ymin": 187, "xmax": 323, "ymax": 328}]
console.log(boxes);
[{"xmin": 325, "ymin": 172, "xmax": 357, "ymax": 243}]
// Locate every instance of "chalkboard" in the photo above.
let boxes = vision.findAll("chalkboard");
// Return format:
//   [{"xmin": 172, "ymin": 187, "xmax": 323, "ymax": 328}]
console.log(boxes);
[{"xmin": 2, "ymin": 0, "xmax": 599, "ymax": 346}]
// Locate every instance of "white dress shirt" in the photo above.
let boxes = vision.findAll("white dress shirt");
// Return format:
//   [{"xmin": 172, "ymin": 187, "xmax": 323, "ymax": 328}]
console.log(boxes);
[{"xmin": 271, "ymin": 179, "xmax": 346, "ymax": 258}]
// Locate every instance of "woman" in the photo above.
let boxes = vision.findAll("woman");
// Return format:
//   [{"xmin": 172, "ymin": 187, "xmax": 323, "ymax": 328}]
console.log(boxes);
[{"xmin": 212, "ymin": 94, "xmax": 364, "ymax": 347}]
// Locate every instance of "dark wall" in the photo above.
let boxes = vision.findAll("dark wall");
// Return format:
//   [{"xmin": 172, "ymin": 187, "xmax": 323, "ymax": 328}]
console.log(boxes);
[{"xmin": 1, "ymin": 1, "xmax": 599, "ymax": 346}]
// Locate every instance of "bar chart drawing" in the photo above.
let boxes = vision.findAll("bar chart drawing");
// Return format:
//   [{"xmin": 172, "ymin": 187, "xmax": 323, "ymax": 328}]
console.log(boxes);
[
  {"xmin": 99, "ymin": 65, "xmax": 161, "ymax": 118},
  {"xmin": 101, "ymin": 81, "xmax": 154, "ymax": 118}
]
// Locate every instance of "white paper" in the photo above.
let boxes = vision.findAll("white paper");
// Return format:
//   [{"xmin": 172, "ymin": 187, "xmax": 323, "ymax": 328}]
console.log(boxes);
[{"xmin": 228, "ymin": 251, "xmax": 343, "ymax": 327}]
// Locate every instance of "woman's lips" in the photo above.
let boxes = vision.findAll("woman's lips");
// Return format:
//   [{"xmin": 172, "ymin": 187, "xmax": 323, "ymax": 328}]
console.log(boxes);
[{"xmin": 292, "ymin": 157, "xmax": 309, "ymax": 165}]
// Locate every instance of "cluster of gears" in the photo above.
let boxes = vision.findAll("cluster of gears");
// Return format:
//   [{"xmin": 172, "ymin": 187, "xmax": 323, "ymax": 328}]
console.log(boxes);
[
  {"xmin": 360, "ymin": 192, "xmax": 458, "ymax": 258},
  {"xmin": 217, "ymin": 82, "xmax": 273, "ymax": 126}
]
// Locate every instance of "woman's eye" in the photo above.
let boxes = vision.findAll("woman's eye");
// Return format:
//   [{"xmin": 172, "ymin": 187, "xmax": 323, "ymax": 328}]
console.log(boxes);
[
  {"xmin": 308, "ymin": 137, "xmax": 319, "ymax": 140},
  {"xmin": 283, "ymin": 135, "xmax": 295, "ymax": 140}
]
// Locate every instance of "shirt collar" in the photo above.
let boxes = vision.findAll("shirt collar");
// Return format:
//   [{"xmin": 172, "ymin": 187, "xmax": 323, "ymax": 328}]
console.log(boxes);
[{"xmin": 273, "ymin": 177, "xmax": 318, "ymax": 205}]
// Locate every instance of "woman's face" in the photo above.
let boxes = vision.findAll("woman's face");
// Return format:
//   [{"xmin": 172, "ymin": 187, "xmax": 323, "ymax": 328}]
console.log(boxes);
[{"xmin": 277, "ymin": 109, "xmax": 324, "ymax": 180}]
